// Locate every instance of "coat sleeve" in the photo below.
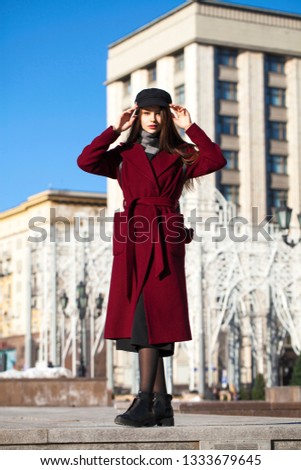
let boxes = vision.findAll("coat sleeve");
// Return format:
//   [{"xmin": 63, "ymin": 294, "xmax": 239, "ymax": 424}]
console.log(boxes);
[
  {"xmin": 184, "ymin": 123, "xmax": 227, "ymax": 179},
  {"xmin": 77, "ymin": 126, "xmax": 122, "ymax": 179}
]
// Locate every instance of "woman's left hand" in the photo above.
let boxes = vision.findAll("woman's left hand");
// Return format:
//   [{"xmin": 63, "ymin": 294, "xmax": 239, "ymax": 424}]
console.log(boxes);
[{"xmin": 170, "ymin": 104, "xmax": 192, "ymax": 131}]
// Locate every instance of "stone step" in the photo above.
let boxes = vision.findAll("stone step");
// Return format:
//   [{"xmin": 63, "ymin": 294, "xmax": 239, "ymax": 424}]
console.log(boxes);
[
  {"xmin": 178, "ymin": 401, "xmax": 301, "ymax": 417},
  {"xmin": 0, "ymin": 407, "xmax": 301, "ymax": 450}
]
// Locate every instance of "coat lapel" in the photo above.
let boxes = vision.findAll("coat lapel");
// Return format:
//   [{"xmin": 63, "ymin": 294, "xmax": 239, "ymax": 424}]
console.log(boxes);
[
  {"xmin": 121, "ymin": 144, "xmax": 181, "ymax": 182},
  {"xmin": 121, "ymin": 144, "xmax": 155, "ymax": 184},
  {"xmin": 151, "ymin": 150, "xmax": 182, "ymax": 177}
]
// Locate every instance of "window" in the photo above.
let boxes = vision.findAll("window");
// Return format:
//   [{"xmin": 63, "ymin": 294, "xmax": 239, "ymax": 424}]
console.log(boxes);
[
  {"xmin": 148, "ymin": 64, "xmax": 157, "ymax": 83},
  {"xmin": 123, "ymin": 78, "xmax": 131, "ymax": 97},
  {"xmin": 223, "ymin": 150, "xmax": 239, "ymax": 170},
  {"xmin": 221, "ymin": 185, "xmax": 239, "ymax": 205},
  {"xmin": 0, "ymin": 352, "xmax": 6, "ymax": 372},
  {"xmin": 175, "ymin": 85, "xmax": 185, "ymax": 105},
  {"xmin": 218, "ymin": 116, "xmax": 238, "ymax": 136},
  {"xmin": 218, "ymin": 81, "xmax": 237, "ymax": 101},
  {"xmin": 217, "ymin": 48, "xmax": 237, "ymax": 67},
  {"xmin": 266, "ymin": 55, "xmax": 285, "ymax": 74},
  {"xmin": 268, "ymin": 121, "xmax": 287, "ymax": 141},
  {"xmin": 175, "ymin": 52, "xmax": 184, "ymax": 72},
  {"xmin": 267, "ymin": 88, "xmax": 286, "ymax": 107},
  {"xmin": 268, "ymin": 189, "xmax": 288, "ymax": 209},
  {"xmin": 0, "ymin": 349, "xmax": 17, "ymax": 372},
  {"xmin": 267, "ymin": 155, "xmax": 287, "ymax": 174}
]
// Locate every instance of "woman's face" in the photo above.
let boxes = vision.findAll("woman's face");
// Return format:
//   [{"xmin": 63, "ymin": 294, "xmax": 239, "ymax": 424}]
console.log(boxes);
[{"xmin": 140, "ymin": 106, "xmax": 162, "ymax": 134}]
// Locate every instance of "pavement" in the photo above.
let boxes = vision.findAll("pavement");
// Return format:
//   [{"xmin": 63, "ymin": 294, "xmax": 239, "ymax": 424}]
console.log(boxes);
[{"xmin": 1, "ymin": 405, "xmax": 301, "ymax": 450}]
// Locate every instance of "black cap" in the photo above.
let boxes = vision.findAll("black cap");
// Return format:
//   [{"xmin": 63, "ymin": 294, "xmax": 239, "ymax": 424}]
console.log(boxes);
[{"xmin": 135, "ymin": 88, "xmax": 172, "ymax": 108}]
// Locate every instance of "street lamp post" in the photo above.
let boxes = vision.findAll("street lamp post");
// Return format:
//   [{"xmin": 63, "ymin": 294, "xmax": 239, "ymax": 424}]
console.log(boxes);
[
  {"xmin": 95, "ymin": 293, "xmax": 104, "ymax": 317},
  {"xmin": 90, "ymin": 292, "xmax": 104, "ymax": 378},
  {"xmin": 275, "ymin": 201, "xmax": 301, "ymax": 248},
  {"xmin": 59, "ymin": 292, "xmax": 69, "ymax": 366},
  {"xmin": 76, "ymin": 281, "xmax": 88, "ymax": 377},
  {"xmin": 60, "ymin": 292, "xmax": 69, "ymax": 315}
]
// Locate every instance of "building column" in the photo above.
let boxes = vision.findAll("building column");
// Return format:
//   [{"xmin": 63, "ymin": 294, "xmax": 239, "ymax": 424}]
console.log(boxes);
[
  {"xmin": 24, "ymin": 242, "xmax": 32, "ymax": 369},
  {"xmin": 105, "ymin": 81, "xmax": 124, "ymax": 392},
  {"xmin": 130, "ymin": 69, "xmax": 148, "ymax": 101},
  {"xmin": 184, "ymin": 43, "xmax": 200, "ymax": 123},
  {"xmin": 183, "ymin": 43, "xmax": 216, "ymax": 395},
  {"xmin": 237, "ymin": 52, "xmax": 266, "ymax": 222},
  {"xmin": 184, "ymin": 43, "xmax": 216, "ymax": 187},
  {"xmin": 184, "ymin": 43, "xmax": 216, "ymax": 190},
  {"xmin": 156, "ymin": 56, "xmax": 175, "ymax": 96},
  {"xmin": 49, "ymin": 225, "xmax": 57, "ymax": 366},
  {"xmin": 106, "ymin": 82, "xmax": 124, "ymax": 216},
  {"xmin": 286, "ymin": 58, "xmax": 301, "ymax": 222},
  {"xmin": 240, "ymin": 326, "xmax": 253, "ymax": 387},
  {"xmin": 106, "ymin": 81, "xmax": 124, "ymax": 128}
]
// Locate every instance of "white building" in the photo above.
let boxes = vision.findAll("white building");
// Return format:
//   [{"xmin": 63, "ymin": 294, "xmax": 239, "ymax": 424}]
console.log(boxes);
[
  {"xmin": 106, "ymin": 0, "xmax": 301, "ymax": 223},
  {"xmin": 0, "ymin": 190, "xmax": 109, "ymax": 378},
  {"xmin": 105, "ymin": 0, "xmax": 301, "ymax": 395}
]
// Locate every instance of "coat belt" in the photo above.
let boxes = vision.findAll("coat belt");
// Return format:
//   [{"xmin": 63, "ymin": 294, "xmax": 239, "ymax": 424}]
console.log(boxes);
[{"xmin": 123, "ymin": 197, "xmax": 179, "ymax": 300}]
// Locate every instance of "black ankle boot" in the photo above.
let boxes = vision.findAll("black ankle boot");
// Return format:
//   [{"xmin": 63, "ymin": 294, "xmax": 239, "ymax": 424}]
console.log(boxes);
[
  {"xmin": 114, "ymin": 391, "xmax": 156, "ymax": 427},
  {"xmin": 153, "ymin": 392, "xmax": 174, "ymax": 427}
]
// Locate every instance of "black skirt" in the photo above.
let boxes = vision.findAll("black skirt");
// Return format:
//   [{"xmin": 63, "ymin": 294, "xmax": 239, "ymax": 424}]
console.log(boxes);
[{"xmin": 116, "ymin": 294, "xmax": 174, "ymax": 357}]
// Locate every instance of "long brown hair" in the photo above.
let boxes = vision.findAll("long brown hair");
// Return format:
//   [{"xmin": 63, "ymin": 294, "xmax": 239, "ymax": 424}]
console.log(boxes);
[{"xmin": 126, "ymin": 106, "xmax": 198, "ymax": 189}]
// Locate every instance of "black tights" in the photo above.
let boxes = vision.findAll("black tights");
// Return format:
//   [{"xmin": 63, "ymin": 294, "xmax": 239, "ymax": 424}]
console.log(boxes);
[{"xmin": 138, "ymin": 347, "xmax": 167, "ymax": 394}]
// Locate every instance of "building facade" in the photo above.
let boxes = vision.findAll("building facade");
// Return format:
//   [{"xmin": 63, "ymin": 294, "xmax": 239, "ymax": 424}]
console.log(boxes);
[
  {"xmin": 0, "ymin": 190, "xmax": 108, "ymax": 378},
  {"xmin": 105, "ymin": 0, "xmax": 301, "ymax": 395},
  {"xmin": 106, "ymin": 0, "xmax": 301, "ymax": 224}
]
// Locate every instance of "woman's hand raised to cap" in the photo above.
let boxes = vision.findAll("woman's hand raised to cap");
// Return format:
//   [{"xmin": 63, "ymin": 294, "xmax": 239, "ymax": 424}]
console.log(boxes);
[
  {"xmin": 170, "ymin": 104, "xmax": 192, "ymax": 131},
  {"xmin": 113, "ymin": 107, "xmax": 138, "ymax": 134}
]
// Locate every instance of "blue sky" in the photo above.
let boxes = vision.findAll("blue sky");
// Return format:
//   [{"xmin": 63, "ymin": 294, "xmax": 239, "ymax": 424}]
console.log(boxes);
[{"xmin": 1, "ymin": 0, "xmax": 300, "ymax": 212}]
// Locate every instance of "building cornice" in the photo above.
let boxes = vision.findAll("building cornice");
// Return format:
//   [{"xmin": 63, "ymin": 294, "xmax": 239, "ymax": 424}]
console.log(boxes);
[
  {"xmin": 196, "ymin": 1, "xmax": 301, "ymax": 29},
  {"xmin": 109, "ymin": 0, "xmax": 301, "ymax": 49},
  {"xmin": 108, "ymin": 1, "xmax": 192, "ymax": 49},
  {"xmin": 106, "ymin": 0, "xmax": 301, "ymax": 83},
  {"xmin": 0, "ymin": 190, "xmax": 107, "ymax": 220},
  {"xmin": 195, "ymin": 1, "xmax": 301, "ymax": 20}
]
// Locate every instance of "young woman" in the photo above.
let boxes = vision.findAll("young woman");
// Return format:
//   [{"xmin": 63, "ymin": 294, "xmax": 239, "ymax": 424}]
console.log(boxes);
[{"xmin": 77, "ymin": 88, "xmax": 226, "ymax": 427}]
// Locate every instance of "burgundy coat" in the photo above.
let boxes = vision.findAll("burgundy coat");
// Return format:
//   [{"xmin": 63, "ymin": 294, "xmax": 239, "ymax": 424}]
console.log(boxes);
[{"xmin": 77, "ymin": 124, "xmax": 226, "ymax": 343}]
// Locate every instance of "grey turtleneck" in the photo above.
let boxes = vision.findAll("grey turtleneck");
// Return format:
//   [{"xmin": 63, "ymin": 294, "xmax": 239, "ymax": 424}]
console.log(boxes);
[{"xmin": 140, "ymin": 130, "xmax": 160, "ymax": 160}]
